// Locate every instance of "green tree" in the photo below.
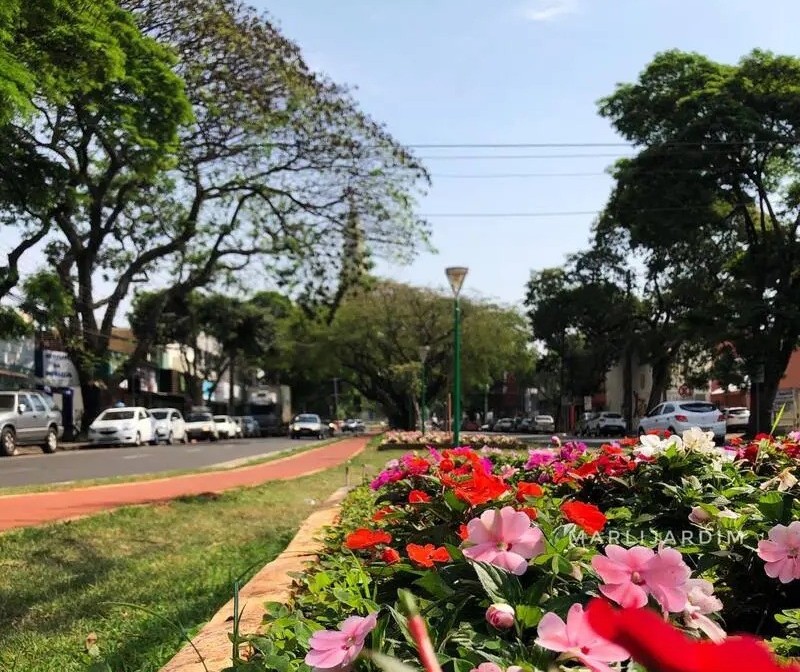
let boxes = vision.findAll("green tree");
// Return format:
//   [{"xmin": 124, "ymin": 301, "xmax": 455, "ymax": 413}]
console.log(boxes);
[
  {"xmin": 322, "ymin": 281, "xmax": 533, "ymax": 429},
  {"xmin": 119, "ymin": 0, "xmax": 430, "ymax": 377},
  {"xmin": 598, "ymin": 49, "xmax": 800, "ymax": 434},
  {"xmin": 525, "ymin": 262, "xmax": 633, "ymax": 426}
]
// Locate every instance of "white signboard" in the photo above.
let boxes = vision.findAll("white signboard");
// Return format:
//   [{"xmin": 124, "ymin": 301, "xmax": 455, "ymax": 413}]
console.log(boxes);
[{"xmin": 41, "ymin": 350, "xmax": 79, "ymax": 388}]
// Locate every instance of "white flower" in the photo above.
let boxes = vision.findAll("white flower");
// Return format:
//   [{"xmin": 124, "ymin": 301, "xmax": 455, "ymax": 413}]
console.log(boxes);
[
  {"xmin": 717, "ymin": 509, "xmax": 740, "ymax": 520},
  {"xmin": 636, "ymin": 433, "xmax": 684, "ymax": 458},
  {"xmin": 689, "ymin": 506, "xmax": 712, "ymax": 525},
  {"xmin": 682, "ymin": 427, "xmax": 717, "ymax": 454},
  {"xmin": 759, "ymin": 467, "xmax": 798, "ymax": 493}
]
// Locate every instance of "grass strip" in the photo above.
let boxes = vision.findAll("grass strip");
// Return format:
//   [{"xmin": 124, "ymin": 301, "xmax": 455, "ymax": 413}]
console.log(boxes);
[{"xmin": 0, "ymin": 438, "xmax": 388, "ymax": 672}]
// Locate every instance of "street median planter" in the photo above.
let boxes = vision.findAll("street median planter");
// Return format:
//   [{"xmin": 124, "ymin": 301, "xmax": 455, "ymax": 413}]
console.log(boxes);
[
  {"xmin": 159, "ymin": 486, "xmax": 352, "ymax": 672},
  {"xmin": 377, "ymin": 431, "xmax": 527, "ymax": 451}
]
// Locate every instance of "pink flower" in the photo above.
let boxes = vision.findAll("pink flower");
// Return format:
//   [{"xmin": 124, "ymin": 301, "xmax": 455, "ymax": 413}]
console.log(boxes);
[
  {"xmin": 525, "ymin": 449, "xmax": 556, "ymax": 469},
  {"xmin": 682, "ymin": 578, "xmax": 726, "ymax": 643},
  {"xmin": 470, "ymin": 665, "xmax": 523, "ymax": 672},
  {"xmin": 757, "ymin": 521, "xmax": 800, "ymax": 583},
  {"xmin": 305, "ymin": 613, "xmax": 378, "ymax": 672},
  {"xmin": 462, "ymin": 506, "xmax": 544, "ymax": 575},
  {"xmin": 500, "ymin": 465, "xmax": 519, "ymax": 480},
  {"xmin": 591, "ymin": 545, "xmax": 691, "ymax": 613},
  {"xmin": 535, "ymin": 602, "xmax": 630, "ymax": 672},
  {"xmin": 485, "ymin": 603, "xmax": 515, "ymax": 629},
  {"xmin": 688, "ymin": 506, "xmax": 712, "ymax": 525}
]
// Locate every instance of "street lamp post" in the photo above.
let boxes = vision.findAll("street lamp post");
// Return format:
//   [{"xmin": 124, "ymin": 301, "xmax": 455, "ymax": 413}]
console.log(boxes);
[
  {"xmin": 445, "ymin": 266, "xmax": 468, "ymax": 447},
  {"xmin": 419, "ymin": 345, "xmax": 430, "ymax": 432}
]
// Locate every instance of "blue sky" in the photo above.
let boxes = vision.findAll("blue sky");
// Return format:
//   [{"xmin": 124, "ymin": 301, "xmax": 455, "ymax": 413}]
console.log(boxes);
[{"xmin": 257, "ymin": 0, "xmax": 800, "ymax": 306}]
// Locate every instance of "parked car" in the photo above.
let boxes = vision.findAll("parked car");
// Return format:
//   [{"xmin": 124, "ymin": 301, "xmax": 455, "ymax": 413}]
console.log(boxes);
[
  {"xmin": 517, "ymin": 417, "xmax": 533, "ymax": 433},
  {"xmin": 290, "ymin": 414, "xmax": 326, "ymax": 439},
  {"xmin": 321, "ymin": 419, "xmax": 337, "ymax": 438},
  {"xmin": 533, "ymin": 414, "xmax": 556, "ymax": 433},
  {"xmin": 492, "ymin": 418, "xmax": 515, "ymax": 432},
  {"xmin": 725, "ymin": 407, "xmax": 750, "ymax": 432},
  {"xmin": 576, "ymin": 412, "xmax": 595, "ymax": 437},
  {"xmin": 0, "ymin": 390, "xmax": 63, "ymax": 457},
  {"xmin": 213, "ymin": 415, "xmax": 239, "ymax": 439},
  {"xmin": 342, "ymin": 419, "xmax": 365, "ymax": 434},
  {"xmin": 587, "ymin": 411, "xmax": 627, "ymax": 437},
  {"xmin": 87, "ymin": 406, "xmax": 154, "ymax": 447},
  {"xmin": 185, "ymin": 412, "xmax": 219, "ymax": 442},
  {"xmin": 638, "ymin": 401, "xmax": 726, "ymax": 444},
  {"xmin": 150, "ymin": 408, "xmax": 187, "ymax": 444}
]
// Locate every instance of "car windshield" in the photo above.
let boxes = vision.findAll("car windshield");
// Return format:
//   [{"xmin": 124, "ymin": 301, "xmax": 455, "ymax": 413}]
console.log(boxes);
[
  {"xmin": 603, "ymin": 413, "xmax": 623, "ymax": 419},
  {"xmin": 188, "ymin": 413, "xmax": 211, "ymax": 422},
  {"xmin": 729, "ymin": 408, "xmax": 749, "ymax": 415},
  {"xmin": 0, "ymin": 394, "xmax": 14, "ymax": 410},
  {"xmin": 100, "ymin": 410, "xmax": 135, "ymax": 421},
  {"xmin": 151, "ymin": 411, "xmax": 169, "ymax": 419},
  {"xmin": 679, "ymin": 402, "xmax": 716, "ymax": 413},
  {"xmin": 297, "ymin": 414, "xmax": 319, "ymax": 422},
  {"xmin": 213, "ymin": 416, "xmax": 227, "ymax": 423}
]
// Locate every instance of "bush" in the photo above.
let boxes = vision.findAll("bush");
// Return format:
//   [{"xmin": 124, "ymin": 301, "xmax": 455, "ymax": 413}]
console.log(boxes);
[{"xmin": 229, "ymin": 430, "xmax": 800, "ymax": 672}]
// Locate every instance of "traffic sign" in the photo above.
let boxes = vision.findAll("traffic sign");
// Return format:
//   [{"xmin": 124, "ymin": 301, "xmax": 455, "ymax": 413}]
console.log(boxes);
[{"xmin": 678, "ymin": 385, "xmax": 692, "ymax": 398}]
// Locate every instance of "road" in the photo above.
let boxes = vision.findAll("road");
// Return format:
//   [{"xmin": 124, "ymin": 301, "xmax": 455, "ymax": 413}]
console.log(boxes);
[{"xmin": 0, "ymin": 436, "xmax": 320, "ymax": 488}]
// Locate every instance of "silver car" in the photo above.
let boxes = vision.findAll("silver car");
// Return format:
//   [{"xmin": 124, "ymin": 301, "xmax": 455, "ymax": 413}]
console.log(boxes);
[{"xmin": 0, "ymin": 390, "xmax": 63, "ymax": 456}]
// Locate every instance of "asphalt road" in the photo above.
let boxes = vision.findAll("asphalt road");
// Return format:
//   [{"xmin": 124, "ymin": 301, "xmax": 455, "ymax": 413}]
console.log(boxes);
[{"xmin": 0, "ymin": 436, "xmax": 321, "ymax": 488}]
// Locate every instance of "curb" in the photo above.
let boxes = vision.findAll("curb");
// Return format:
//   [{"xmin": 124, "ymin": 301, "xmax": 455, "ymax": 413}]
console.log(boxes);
[{"xmin": 160, "ymin": 486, "xmax": 352, "ymax": 672}]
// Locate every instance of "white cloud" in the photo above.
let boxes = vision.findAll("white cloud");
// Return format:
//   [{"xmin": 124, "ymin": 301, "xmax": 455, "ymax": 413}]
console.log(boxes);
[{"xmin": 520, "ymin": 0, "xmax": 578, "ymax": 22}]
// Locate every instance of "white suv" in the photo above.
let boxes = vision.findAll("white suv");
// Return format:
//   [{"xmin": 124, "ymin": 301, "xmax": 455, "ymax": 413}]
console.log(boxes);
[{"xmin": 588, "ymin": 412, "xmax": 627, "ymax": 437}]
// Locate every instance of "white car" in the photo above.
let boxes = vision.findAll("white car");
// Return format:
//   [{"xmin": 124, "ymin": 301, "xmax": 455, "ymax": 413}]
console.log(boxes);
[
  {"xmin": 587, "ymin": 411, "xmax": 627, "ymax": 437},
  {"xmin": 725, "ymin": 407, "xmax": 750, "ymax": 433},
  {"xmin": 88, "ymin": 407, "xmax": 155, "ymax": 446},
  {"xmin": 213, "ymin": 415, "xmax": 238, "ymax": 439},
  {"xmin": 150, "ymin": 408, "xmax": 187, "ymax": 445},
  {"xmin": 638, "ymin": 401, "xmax": 726, "ymax": 444},
  {"xmin": 185, "ymin": 412, "xmax": 219, "ymax": 442},
  {"xmin": 289, "ymin": 414, "xmax": 326, "ymax": 439},
  {"xmin": 533, "ymin": 414, "xmax": 555, "ymax": 433}
]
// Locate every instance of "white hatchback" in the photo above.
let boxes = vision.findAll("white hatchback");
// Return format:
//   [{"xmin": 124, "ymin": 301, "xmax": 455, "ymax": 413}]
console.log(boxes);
[
  {"xmin": 150, "ymin": 408, "xmax": 187, "ymax": 445},
  {"xmin": 88, "ymin": 407, "xmax": 155, "ymax": 446},
  {"xmin": 638, "ymin": 401, "xmax": 726, "ymax": 444}
]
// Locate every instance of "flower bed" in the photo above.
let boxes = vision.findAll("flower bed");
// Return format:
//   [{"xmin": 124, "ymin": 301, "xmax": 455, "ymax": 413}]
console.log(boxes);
[
  {"xmin": 379, "ymin": 431, "xmax": 528, "ymax": 451},
  {"xmin": 232, "ymin": 429, "xmax": 800, "ymax": 672}
]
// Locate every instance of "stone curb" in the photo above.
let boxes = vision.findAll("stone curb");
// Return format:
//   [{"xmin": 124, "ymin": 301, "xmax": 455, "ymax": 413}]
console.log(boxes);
[{"xmin": 159, "ymin": 485, "xmax": 352, "ymax": 672}]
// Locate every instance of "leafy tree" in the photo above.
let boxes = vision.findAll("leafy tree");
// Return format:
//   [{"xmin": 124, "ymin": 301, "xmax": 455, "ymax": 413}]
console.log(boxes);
[
  {"xmin": 525, "ymin": 263, "xmax": 633, "ymax": 426},
  {"xmin": 0, "ymin": 0, "xmax": 163, "ymax": 311},
  {"xmin": 119, "ymin": 0, "xmax": 430, "ymax": 378},
  {"xmin": 598, "ymin": 49, "xmax": 800, "ymax": 434},
  {"xmin": 321, "ymin": 281, "xmax": 533, "ymax": 429}
]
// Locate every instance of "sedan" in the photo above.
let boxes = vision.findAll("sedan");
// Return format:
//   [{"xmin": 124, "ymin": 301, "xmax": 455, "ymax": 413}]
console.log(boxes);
[
  {"xmin": 290, "ymin": 414, "xmax": 326, "ymax": 439},
  {"xmin": 638, "ymin": 401, "xmax": 726, "ymax": 443},
  {"xmin": 150, "ymin": 408, "xmax": 187, "ymax": 444},
  {"xmin": 185, "ymin": 412, "xmax": 219, "ymax": 442},
  {"xmin": 492, "ymin": 418, "xmax": 515, "ymax": 433},
  {"xmin": 725, "ymin": 407, "xmax": 750, "ymax": 432},
  {"xmin": 88, "ymin": 407, "xmax": 155, "ymax": 446},
  {"xmin": 533, "ymin": 415, "xmax": 556, "ymax": 433},
  {"xmin": 213, "ymin": 415, "xmax": 239, "ymax": 439}
]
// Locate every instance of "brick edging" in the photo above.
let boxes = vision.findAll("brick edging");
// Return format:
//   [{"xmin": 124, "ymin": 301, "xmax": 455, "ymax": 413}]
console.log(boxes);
[{"xmin": 159, "ymin": 486, "xmax": 352, "ymax": 672}]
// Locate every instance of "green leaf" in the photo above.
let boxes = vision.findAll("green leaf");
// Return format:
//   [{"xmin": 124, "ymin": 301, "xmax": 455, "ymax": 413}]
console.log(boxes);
[
  {"xmin": 515, "ymin": 604, "xmax": 543, "ymax": 628},
  {"xmin": 758, "ymin": 491, "xmax": 784, "ymax": 521},
  {"xmin": 472, "ymin": 562, "xmax": 522, "ymax": 603},
  {"xmin": 444, "ymin": 490, "xmax": 468, "ymax": 513},
  {"xmin": 414, "ymin": 571, "xmax": 455, "ymax": 600},
  {"xmin": 363, "ymin": 651, "xmax": 420, "ymax": 672}
]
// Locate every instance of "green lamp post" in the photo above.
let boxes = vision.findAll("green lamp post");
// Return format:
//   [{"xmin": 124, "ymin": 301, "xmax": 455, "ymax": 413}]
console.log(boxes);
[
  {"xmin": 445, "ymin": 266, "xmax": 468, "ymax": 447},
  {"xmin": 419, "ymin": 345, "xmax": 430, "ymax": 432}
]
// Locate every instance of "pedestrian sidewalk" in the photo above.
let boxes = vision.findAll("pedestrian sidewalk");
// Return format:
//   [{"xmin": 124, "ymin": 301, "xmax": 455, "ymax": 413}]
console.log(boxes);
[{"xmin": 0, "ymin": 437, "xmax": 368, "ymax": 533}]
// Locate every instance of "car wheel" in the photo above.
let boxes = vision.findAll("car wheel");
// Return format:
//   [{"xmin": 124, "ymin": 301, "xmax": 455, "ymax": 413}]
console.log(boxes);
[
  {"xmin": 41, "ymin": 426, "xmax": 59, "ymax": 454},
  {"xmin": 668, "ymin": 426, "xmax": 676, "ymax": 436},
  {"xmin": 166, "ymin": 431, "xmax": 174, "ymax": 445},
  {"xmin": 1, "ymin": 427, "xmax": 18, "ymax": 457},
  {"xmin": 638, "ymin": 426, "xmax": 645, "ymax": 436},
  {"xmin": 134, "ymin": 432, "xmax": 142, "ymax": 447}
]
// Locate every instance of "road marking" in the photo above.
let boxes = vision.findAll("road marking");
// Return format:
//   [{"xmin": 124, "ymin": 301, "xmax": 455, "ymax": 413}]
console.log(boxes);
[
  {"xmin": 185, "ymin": 447, "xmax": 202, "ymax": 453},
  {"xmin": 122, "ymin": 455, "xmax": 147, "ymax": 460}
]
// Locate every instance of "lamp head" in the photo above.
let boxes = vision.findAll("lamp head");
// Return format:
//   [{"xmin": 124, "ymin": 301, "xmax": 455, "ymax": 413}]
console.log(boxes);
[
  {"xmin": 419, "ymin": 345, "xmax": 431, "ymax": 362},
  {"xmin": 445, "ymin": 266, "xmax": 469, "ymax": 296}
]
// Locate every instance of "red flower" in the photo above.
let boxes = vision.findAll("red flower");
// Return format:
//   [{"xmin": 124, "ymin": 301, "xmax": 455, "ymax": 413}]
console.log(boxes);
[
  {"xmin": 345, "ymin": 528, "xmax": 392, "ymax": 550},
  {"xmin": 561, "ymin": 501, "xmax": 607, "ymax": 534},
  {"xmin": 439, "ymin": 458, "xmax": 455, "ymax": 472},
  {"xmin": 381, "ymin": 547, "xmax": 401, "ymax": 565},
  {"xmin": 409, "ymin": 490, "xmax": 432, "ymax": 504},
  {"xmin": 457, "ymin": 524, "xmax": 469, "ymax": 541},
  {"xmin": 407, "ymin": 543, "xmax": 450, "ymax": 568},
  {"xmin": 372, "ymin": 507, "xmax": 394, "ymax": 522},
  {"xmin": 518, "ymin": 506, "xmax": 538, "ymax": 521},
  {"xmin": 619, "ymin": 437, "xmax": 638, "ymax": 448},
  {"xmin": 755, "ymin": 433, "xmax": 773, "ymax": 441},
  {"xmin": 516, "ymin": 482, "xmax": 544, "ymax": 501},
  {"xmin": 454, "ymin": 470, "xmax": 509, "ymax": 506},
  {"xmin": 586, "ymin": 598, "xmax": 800, "ymax": 672}
]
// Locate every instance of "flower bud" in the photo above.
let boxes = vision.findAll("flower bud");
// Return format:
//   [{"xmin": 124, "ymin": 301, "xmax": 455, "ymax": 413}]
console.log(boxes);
[
  {"xmin": 688, "ymin": 506, "xmax": 712, "ymax": 525},
  {"xmin": 485, "ymin": 603, "xmax": 515, "ymax": 630}
]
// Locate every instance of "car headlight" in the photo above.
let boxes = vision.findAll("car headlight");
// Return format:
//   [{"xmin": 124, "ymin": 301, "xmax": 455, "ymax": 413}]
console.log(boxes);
[
  {"xmin": 292, "ymin": 424, "xmax": 300, "ymax": 431},
  {"xmin": 203, "ymin": 424, "xmax": 211, "ymax": 431}
]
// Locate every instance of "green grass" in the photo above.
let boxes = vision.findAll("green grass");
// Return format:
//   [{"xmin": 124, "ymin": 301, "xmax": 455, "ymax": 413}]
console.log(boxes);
[
  {"xmin": 0, "ymin": 439, "xmax": 340, "ymax": 497},
  {"xmin": 0, "ymin": 439, "xmax": 388, "ymax": 672}
]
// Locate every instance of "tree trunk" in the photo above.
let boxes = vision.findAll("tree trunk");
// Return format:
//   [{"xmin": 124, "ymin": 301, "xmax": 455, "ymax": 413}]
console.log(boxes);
[
  {"xmin": 745, "ymin": 335, "xmax": 794, "ymax": 438},
  {"xmin": 646, "ymin": 357, "xmax": 671, "ymax": 416},
  {"xmin": 622, "ymin": 346, "xmax": 633, "ymax": 431}
]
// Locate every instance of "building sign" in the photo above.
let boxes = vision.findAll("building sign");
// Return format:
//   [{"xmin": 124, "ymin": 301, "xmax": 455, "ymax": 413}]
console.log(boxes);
[
  {"xmin": 40, "ymin": 350, "xmax": 79, "ymax": 388},
  {"xmin": 0, "ymin": 336, "xmax": 34, "ymax": 377},
  {"xmin": 773, "ymin": 389, "xmax": 795, "ymax": 412}
]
